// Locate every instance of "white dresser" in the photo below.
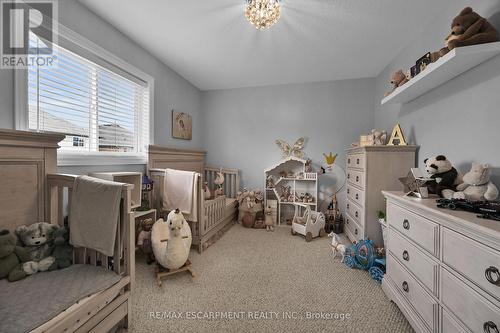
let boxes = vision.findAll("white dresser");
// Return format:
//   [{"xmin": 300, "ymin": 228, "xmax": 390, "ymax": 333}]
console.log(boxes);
[
  {"xmin": 382, "ymin": 191, "xmax": 500, "ymax": 333},
  {"xmin": 345, "ymin": 146, "xmax": 417, "ymax": 246}
]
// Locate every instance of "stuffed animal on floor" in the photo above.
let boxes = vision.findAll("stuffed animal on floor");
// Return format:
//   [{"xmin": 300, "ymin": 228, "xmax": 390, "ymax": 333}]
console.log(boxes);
[
  {"xmin": 0, "ymin": 230, "xmax": 29, "ymax": 281},
  {"xmin": 264, "ymin": 205, "xmax": 274, "ymax": 232},
  {"xmin": 16, "ymin": 222, "xmax": 58, "ymax": 276},
  {"xmin": 384, "ymin": 70, "xmax": 408, "ymax": 97},
  {"xmin": 432, "ymin": 7, "xmax": 498, "ymax": 62},
  {"xmin": 424, "ymin": 155, "xmax": 462, "ymax": 198},
  {"xmin": 328, "ymin": 232, "xmax": 346, "ymax": 262},
  {"xmin": 450, "ymin": 163, "xmax": 499, "ymax": 201},
  {"xmin": 50, "ymin": 225, "xmax": 73, "ymax": 270},
  {"xmin": 138, "ymin": 218, "xmax": 155, "ymax": 264}
]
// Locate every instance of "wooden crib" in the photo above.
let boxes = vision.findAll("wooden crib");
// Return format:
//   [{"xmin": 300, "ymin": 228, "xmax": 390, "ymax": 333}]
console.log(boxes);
[
  {"xmin": 148, "ymin": 145, "xmax": 240, "ymax": 253},
  {"xmin": 0, "ymin": 129, "xmax": 134, "ymax": 333}
]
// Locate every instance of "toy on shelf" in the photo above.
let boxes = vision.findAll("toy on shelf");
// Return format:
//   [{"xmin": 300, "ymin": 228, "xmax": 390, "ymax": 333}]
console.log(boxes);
[
  {"xmin": 431, "ymin": 7, "xmax": 498, "ymax": 62},
  {"xmin": 266, "ymin": 175, "xmax": 275, "ymax": 189},
  {"xmin": 328, "ymin": 232, "xmax": 346, "ymax": 262},
  {"xmin": 291, "ymin": 204, "xmax": 326, "ymax": 242},
  {"xmin": 344, "ymin": 238, "xmax": 386, "ymax": 283},
  {"xmin": 384, "ymin": 70, "xmax": 409, "ymax": 97}
]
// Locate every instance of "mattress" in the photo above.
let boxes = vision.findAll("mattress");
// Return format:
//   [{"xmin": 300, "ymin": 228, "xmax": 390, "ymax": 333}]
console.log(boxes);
[{"xmin": 0, "ymin": 264, "xmax": 121, "ymax": 333}]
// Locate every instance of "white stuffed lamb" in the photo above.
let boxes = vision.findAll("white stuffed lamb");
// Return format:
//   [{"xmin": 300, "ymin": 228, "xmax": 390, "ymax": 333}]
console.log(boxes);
[{"xmin": 453, "ymin": 163, "xmax": 498, "ymax": 201}]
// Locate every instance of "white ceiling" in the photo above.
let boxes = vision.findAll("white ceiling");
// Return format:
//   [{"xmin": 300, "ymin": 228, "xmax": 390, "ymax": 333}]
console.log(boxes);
[{"xmin": 78, "ymin": 0, "xmax": 452, "ymax": 91}]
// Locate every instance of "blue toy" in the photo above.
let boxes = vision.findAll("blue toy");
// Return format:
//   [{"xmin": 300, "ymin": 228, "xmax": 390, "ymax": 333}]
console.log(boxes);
[{"xmin": 344, "ymin": 239, "xmax": 386, "ymax": 283}]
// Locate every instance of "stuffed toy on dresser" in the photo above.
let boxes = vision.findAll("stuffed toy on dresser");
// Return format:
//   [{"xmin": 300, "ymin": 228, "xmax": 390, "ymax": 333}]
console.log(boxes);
[
  {"xmin": 424, "ymin": 155, "xmax": 462, "ymax": 198},
  {"xmin": 449, "ymin": 163, "xmax": 499, "ymax": 201}
]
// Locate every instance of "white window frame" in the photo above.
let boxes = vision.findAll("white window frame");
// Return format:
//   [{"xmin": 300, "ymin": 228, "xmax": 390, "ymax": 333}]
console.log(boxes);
[{"xmin": 15, "ymin": 22, "xmax": 154, "ymax": 166}]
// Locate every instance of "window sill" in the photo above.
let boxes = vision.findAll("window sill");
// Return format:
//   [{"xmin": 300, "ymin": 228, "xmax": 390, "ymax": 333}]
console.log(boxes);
[{"xmin": 57, "ymin": 152, "xmax": 147, "ymax": 166}]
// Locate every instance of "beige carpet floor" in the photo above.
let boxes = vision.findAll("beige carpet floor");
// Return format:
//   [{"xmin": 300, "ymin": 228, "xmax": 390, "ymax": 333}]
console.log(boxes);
[{"xmin": 130, "ymin": 224, "xmax": 413, "ymax": 333}]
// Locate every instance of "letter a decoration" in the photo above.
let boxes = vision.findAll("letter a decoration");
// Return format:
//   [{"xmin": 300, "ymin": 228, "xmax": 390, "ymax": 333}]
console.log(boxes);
[{"xmin": 387, "ymin": 124, "xmax": 407, "ymax": 146}]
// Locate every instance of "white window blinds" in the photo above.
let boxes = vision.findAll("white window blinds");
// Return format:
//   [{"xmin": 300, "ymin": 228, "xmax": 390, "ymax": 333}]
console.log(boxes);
[{"xmin": 28, "ymin": 33, "xmax": 150, "ymax": 154}]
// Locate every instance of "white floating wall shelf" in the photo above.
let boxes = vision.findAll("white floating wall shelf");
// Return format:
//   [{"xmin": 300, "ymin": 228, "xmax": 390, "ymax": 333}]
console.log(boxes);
[{"xmin": 381, "ymin": 42, "xmax": 500, "ymax": 105}]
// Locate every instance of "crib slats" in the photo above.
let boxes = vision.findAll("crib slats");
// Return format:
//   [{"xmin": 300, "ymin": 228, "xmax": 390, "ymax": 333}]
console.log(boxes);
[{"xmin": 57, "ymin": 187, "xmax": 64, "ymax": 226}]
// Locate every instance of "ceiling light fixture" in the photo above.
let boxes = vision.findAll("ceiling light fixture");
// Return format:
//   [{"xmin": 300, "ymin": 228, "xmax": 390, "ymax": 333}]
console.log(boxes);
[{"xmin": 245, "ymin": 0, "xmax": 281, "ymax": 30}]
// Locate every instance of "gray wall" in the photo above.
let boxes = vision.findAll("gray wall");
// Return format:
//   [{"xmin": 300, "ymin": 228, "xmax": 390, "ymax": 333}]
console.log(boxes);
[
  {"xmin": 0, "ymin": 0, "xmax": 203, "ymax": 174},
  {"xmin": 375, "ymin": 0, "xmax": 500, "ymax": 184},
  {"xmin": 201, "ymin": 79, "xmax": 375, "ymax": 209}
]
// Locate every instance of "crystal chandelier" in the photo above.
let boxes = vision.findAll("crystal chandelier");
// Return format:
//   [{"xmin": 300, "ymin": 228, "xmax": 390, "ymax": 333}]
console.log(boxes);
[{"xmin": 245, "ymin": 0, "xmax": 281, "ymax": 30}]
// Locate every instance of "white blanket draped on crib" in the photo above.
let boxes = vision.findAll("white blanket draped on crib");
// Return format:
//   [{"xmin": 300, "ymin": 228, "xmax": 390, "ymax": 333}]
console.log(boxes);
[{"xmin": 162, "ymin": 168, "xmax": 198, "ymax": 222}]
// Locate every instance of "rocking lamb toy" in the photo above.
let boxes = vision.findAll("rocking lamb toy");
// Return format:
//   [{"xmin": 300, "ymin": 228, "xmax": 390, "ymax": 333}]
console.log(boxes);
[
  {"xmin": 151, "ymin": 209, "xmax": 194, "ymax": 286},
  {"xmin": 291, "ymin": 204, "xmax": 326, "ymax": 242}
]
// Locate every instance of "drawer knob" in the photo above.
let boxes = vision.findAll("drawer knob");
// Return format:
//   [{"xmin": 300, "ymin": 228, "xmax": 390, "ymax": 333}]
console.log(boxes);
[
  {"xmin": 402, "ymin": 250, "xmax": 410, "ymax": 261},
  {"xmin": 485, "ymin": 266, "xmax": 500, "ymax": 285},
  {"xmin": 355, "ymin": 211, "xmax": 358, "ymax": 218},
  {"xmin": 356, "ymin": 176, "xmax": 360, "ymax": 182},
  {"xmin": 347, "ymin": 189, "xmax": 350, "ymax": 194},
  {"xmin": 402, "ymin": 281, "xmax": 409, "ymax": 293},
  {"xmin": 348, "ymin": 174, "xmax": 351, "ymax": 179},
  {"xmin": 348, "ymin": 158, "xmax": 351, "ymax": 164},
  {"xmin": 355, "ymin": 228, "xmax": 358, "ymax": 235},
  {"xmin": 355, "ymin": 194, "xmax": 359, "ymax": 200},
  {"xmin": 483, "ymin": 321, "xmax": 499, "ymax": 333},
  {"xmin": 356, "ymin": 158, "xmax": 360, "ymax": 164},
  {"xmin": 403, "ymin": 219, "xmax": 410, "ymax": 230},
  {"xmin": 347, "ymin": 204, "xmax": 350, "ymax": 209}
]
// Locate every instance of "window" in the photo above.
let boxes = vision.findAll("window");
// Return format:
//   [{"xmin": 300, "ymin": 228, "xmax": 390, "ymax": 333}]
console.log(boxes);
[{"xmin": 27, "ymin": 32, "xmax": 150, "ymax": 156}]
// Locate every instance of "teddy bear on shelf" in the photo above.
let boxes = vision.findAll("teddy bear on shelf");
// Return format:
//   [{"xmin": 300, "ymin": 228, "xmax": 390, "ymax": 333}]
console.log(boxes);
[
  {"xmin": 450, "ymin": 163, "xmax": 499, "ymax": 201},
  {"xmin": 371, "ymin": 129, "xmax": 387, "ymax": 146},
  {"xmin": 50, "ymin": 225, "xmax": 73, "ymax": 270},
  {"xmin": 431, "ymin": 7, "xmax": 498, "ymax": 62},
  {"xmin": 16, "ymin": 222, "xmax": 58, "ymax": 276},
  {"xmin": 384, "ymin": 70, "xmax": 408, "ymax": 97},
  {"xmin": 0, "ymin": 229, "xmax": 29, "ymax": 281}
]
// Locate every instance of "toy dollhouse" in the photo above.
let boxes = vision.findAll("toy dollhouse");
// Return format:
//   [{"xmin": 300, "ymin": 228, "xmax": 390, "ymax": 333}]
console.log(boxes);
[{"xmin": 264, "ymin": 157, "xmax": 318, "ymax": 225}]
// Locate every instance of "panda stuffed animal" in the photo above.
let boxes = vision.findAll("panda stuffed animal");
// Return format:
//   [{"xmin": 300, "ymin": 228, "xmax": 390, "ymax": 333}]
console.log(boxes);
[{"xmin": 424, "ymin": 155, "xmax": 462, "ymax": 198}]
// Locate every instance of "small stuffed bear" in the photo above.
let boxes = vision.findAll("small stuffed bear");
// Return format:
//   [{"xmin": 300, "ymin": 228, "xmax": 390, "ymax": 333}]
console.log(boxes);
[
  {"xmin": 451, "ymin": 163, "xmax": 499, "ymax": 201},
  {"xmin": 264, "ymin": 205, "xmax": 274, "ymax": 232},
  {"xmin": 50, "ymin": 226, "xmax": 73, "ymax": 270},
  {"xmin": 432, "ymin": 7, "xmax": 498, "ymax": 61},
  {"xmin": 424, "ymin": 155, "xmax": 461, "ymax": 198},
  {"xmin": 384, "ymin": 70, "xmax": 408, "ymax": 97},
  {"xmin": 371, "ymin": 129, "xmax": 387, "ymax": 146},
  {"xmin": 137, "ymin": 218, "xmax": 155, "ymax": 264},
  {"xmin": 0, "ymin": 230, "xmax": 29, "ymax": 281},
  {"xmin": 16, "ymin": 222, "xmax": 58, "ymax": 275}
]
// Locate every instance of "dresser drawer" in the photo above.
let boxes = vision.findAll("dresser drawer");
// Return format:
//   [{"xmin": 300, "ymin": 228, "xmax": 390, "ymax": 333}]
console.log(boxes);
[
  {"xmin": 347, "ymin": 169, "xmax": 365, "ymax": 188},
  {"xmin": 345, "ymin": 213, "xmax": 363, "ymax": 242},
  {"xmin": 387, "ymin": 203, "xmax": 439, "ymax": 257},
  {"xmin": 346, "ymin": 185, "xmax": 364, "ymax": 207},
  {"xmin": 442, "ymin": 228, "xmax": 500, "ymax": 301},
  {"xmin": 388, "ymin": 228, "xmax": 439, "ymax": 296},
  {"xmin": 347, "ymin": 153, "xmax": 365, "ymax": 170},
  {"xmin": 388, "ymin": 255, "xmax": 438, "ymax": 332},
  {"xmin": 441, "ymin": 268, "xmax": 500, "ymax": 333},
  {"xmin": 442, "ymin": 309, "xmax": 469, "ymax": 333},
  {"xmin": 346, "ymin": 200, "xmax": 364, "ymax": 226}
]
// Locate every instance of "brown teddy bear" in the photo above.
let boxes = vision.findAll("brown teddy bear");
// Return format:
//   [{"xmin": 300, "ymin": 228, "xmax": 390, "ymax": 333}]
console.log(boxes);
[
  {"xmin": 384, "ymin": 70, "xmax": 408, "ymax": 97},
  {"xmin": 432, "ymin": 7, "xmax": 498, "ymax": 62}
]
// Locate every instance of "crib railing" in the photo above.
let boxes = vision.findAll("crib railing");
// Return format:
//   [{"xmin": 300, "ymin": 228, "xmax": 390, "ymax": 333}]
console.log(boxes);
[
  {"xmin": 204, "ymin": 165, "xmax": 240, "ymax": 198},
  {"xmin": 46, "ymin": 174, "xmax": 134, "ymax": 280},
  {"xmin": 202, "ymin": 195, "xmax": 226, "ymax": 235}
]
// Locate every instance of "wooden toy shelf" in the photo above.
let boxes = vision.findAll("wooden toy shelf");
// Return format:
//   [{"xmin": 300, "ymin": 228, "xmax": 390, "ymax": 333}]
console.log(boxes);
[{"xmin": 381, "ymin": 42, "xmax": 500, "ymax": 105}]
